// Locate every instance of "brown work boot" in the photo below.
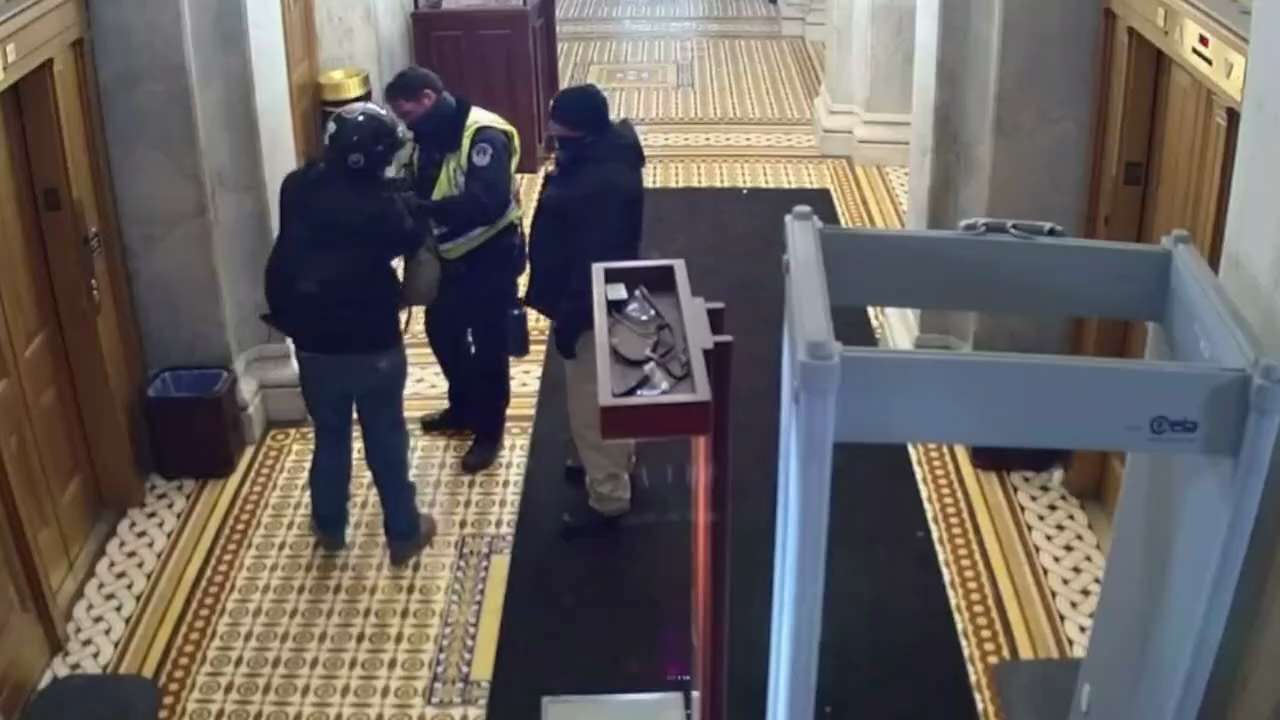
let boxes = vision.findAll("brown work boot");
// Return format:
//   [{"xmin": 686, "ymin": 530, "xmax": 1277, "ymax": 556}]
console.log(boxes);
[
  {"xmin": 388, "ymin": 512, "xmax": 438, "ymax": 567},
  {"xmin": 311, "ymin": 521, "xmax": 346, "ymax": 553}
]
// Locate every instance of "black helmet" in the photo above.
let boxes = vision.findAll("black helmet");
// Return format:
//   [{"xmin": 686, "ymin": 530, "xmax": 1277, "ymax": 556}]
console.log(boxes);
[{"xmin": 323, "ymin": 102, "xmax": 407, "ymax": 178}]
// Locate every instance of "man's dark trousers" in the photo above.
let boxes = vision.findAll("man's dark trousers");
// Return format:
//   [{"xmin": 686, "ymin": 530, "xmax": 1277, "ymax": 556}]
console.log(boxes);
[{"xmin": 426, "ymin": 226, "xmax": 525, "ymax": 443}]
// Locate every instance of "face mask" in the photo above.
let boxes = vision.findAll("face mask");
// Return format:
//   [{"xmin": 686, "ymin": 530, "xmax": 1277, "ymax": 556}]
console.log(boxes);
[
  {"xmin": 553, "ymin": 135, "xmax": 588, "ymax": 164},
  {"xmin": 409, "ymin": 94, "xmax": 456, "ymax": 145}
]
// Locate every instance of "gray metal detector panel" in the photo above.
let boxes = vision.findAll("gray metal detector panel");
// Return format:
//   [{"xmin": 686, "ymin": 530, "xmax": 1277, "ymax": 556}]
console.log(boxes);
[
  {"xmin": 821, "ymin": 228, "xmax": 1172, "ymax": 321},
  {"xmin": 770, "ymin": 209, "xmax": 1280, "ymax": 720}
]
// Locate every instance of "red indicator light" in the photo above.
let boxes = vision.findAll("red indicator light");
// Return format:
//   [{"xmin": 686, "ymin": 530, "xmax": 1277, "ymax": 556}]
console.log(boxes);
[{"xmin": 1199, "ymin": 34, "xmax": 1211, "ymax": 48}]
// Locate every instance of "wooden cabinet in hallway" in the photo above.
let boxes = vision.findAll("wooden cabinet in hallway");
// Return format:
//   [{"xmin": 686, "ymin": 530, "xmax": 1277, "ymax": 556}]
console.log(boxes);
[{"xmin": 1075, "ymin": 0, "xmax": 1245, "ymax": 512}]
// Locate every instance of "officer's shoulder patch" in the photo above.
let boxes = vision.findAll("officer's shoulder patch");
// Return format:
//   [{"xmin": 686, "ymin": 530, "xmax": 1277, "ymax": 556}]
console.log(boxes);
[{"xmin": 470, "ymin": 142, "xmax": 494, "ymax": 168}]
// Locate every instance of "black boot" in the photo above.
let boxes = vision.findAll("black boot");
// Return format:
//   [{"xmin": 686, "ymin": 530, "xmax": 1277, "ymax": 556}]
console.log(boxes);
[
  {"xmin": 462, "ymin": 436, "xmax": 503, "ymax": 474},
  {"xmin": 421, "ymin": 408, "xmax": 468, "ymax": 436},
  {"xmin": 564, "ymin": 463, "xmax": 586, "ymax": 486}
]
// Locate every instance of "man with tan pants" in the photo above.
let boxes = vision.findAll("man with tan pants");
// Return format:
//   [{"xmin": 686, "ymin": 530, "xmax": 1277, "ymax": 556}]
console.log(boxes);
[
  {"xmin": 525, "ymin": 85, "xmax": 646, "ymax": 534},
  {"xmin": 564, "ymin": 332, "xmax": 634, "ymax": 517}
]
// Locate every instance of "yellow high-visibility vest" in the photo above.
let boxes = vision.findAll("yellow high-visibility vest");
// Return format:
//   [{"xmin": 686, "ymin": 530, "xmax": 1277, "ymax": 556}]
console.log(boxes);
[{"xmin": 429, "ymin": 106, "xmax": 522, "ymax": 259}]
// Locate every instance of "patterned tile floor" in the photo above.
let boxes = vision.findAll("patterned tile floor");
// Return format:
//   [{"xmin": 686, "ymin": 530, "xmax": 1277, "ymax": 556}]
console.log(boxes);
[
  {"xmin": 558, "ymin": 37, "xmax": 821, "ymax": 124},
  {"xmin": 42, "ymin": 2, "xmax": 1110, "ymax": 719}
]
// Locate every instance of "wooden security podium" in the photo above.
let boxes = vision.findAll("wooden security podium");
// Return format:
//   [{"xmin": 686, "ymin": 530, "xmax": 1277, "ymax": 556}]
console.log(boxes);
[
  {"xmin": 592, "ymin": 260, "xmax": 734, "ymax": 720},
  {"xmin": 412, "ymin": 0, "xmax": 559, "ymax": 173}
]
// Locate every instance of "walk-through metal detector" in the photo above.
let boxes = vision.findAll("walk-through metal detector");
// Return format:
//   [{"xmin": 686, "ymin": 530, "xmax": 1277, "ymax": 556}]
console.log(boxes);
[{"xmin": 769, "ymin": 207, "xmax": 1280, "ymax": 720}]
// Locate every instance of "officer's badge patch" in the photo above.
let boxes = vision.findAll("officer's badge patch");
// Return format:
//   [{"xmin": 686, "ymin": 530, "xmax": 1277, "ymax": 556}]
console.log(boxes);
[{"xmin": 470, "ymin": 142, "xmax": 494, "ymax": 168}]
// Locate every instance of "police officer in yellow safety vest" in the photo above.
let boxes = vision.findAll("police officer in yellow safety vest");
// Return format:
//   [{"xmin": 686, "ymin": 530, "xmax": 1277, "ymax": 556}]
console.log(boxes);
[{"xmin": 385, "ymin": 66, "xmax": 525, "ymax": 474}]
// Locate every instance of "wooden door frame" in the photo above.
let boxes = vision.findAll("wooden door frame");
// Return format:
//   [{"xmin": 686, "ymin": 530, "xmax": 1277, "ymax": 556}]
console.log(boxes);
[{"xmin": 282, "ymin": 0, "xmax": 320, "ymax": 163}]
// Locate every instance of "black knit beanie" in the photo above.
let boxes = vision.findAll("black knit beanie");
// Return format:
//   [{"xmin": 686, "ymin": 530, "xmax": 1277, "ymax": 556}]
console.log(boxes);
[{"xmin": 549, "ymin": 84, "xmax": 611, "ymax": 136}]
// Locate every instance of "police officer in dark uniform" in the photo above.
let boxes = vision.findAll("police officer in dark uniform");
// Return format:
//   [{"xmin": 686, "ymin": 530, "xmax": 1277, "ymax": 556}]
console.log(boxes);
[{"xmin": 385, "ymin": 66, "xmax": 525, "ymax": 474}]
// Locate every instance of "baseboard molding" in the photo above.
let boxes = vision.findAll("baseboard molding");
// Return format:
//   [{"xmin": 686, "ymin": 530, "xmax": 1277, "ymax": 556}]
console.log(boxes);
[
  {"xmin": 264, "ymin": 386, "xmax": 308, "ymax": 424},
  {"xmin": 804, "ymin": 14, "xmax": 828, "ymax": 42},
  {"xmin": 850, "ymin": 141, "xmax": 910, "ymax": 166},
  {"xmin": 780, "ymin": 0, "xmax": 808, "ymax": 35},
  {"xmin": 814, "ymin": 91, "xmax": 911, "ymax": 165},
  {"xmin": 240, "ymin": 392, "xmax": 267, "ymax": 444},
  {"xmin": 235, "ymin": 342, "xmax": 303, "ymax": 426}
]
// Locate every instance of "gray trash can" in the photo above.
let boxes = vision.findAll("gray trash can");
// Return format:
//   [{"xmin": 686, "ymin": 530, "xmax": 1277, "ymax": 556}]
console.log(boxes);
[{"xmin": 145, "ymin": 368, "xmax": 244, "ymax": 479}]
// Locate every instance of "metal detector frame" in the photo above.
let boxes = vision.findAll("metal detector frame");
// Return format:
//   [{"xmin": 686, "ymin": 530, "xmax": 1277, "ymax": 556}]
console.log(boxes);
[{"xmin": 770, "ymin": 206, "xmax": 1280, "ymax": 720}]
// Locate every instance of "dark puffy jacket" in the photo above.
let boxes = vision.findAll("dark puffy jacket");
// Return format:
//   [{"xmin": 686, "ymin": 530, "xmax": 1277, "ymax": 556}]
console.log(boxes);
[
  {"xmin": 525, "ymin": 120, "xmax": 646, "ymax": 345},
  {"xmin": 264, "ymin": 162, "xmax": 428, "ymax": 354}
]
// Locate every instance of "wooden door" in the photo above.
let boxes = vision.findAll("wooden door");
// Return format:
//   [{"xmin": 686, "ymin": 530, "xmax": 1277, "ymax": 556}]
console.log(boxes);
[
  {"xmin": 0, "ymin": 84, "xmax": 99, "ymax": 580},
  {"xmin": 413, "ymin": 6, "xmax": 542, "ymax": 172},
  {"xmin": 47, "ymin": 45, "xmax": 125, "ymax": 421},
  {"xmin": 0, "ymin": 459, "xmax": 54, "ymax": 716},
  {"xmin": 1078, "ymin": 40, "xmax": 1240, "ymax": 511},
  {"xmin": 0, "ymin": 225, "xmax": 64, "ymax": 621},
  {"xmin": 38, "ymin": 39, "xmax": 148, "ymax": 510},
  {"xmin": 282, "ymin": 0, "xmax": 320, "ymax": 163},
  {"xmin": 18, "ymin": 59, "xmax": 142, "ymax": 520},
  {"xmin": 1071, "ymin": 19, "xmax": 1160, "ymax": 500}
]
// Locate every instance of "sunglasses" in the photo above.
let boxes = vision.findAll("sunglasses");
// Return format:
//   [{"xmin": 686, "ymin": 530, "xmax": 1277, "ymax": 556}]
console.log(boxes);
[{"xmin": 608, "ymin": 285, "xmax": 691, "ymax": 397}]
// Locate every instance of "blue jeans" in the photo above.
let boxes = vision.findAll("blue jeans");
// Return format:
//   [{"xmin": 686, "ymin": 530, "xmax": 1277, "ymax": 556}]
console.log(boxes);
[{"xmin": 297, "ymin": 347, "xmax": 420, "ymax": 543}]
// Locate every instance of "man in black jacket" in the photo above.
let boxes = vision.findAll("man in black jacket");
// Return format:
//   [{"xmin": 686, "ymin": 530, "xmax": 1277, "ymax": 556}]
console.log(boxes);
[
  {"xmin": 385, "ymin": 67, "xmax": 526, "ymax": 475},
  {"xmin": 526, "ymin": 84, "xmax": 646, "ymax": 533},
  {"xmin": 264, "ymin": 102, "xmax": 436, "ymax": 567}
]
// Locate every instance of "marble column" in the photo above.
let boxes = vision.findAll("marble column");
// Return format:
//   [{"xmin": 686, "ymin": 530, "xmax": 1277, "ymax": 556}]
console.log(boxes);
[
  {"xmin": 244, "ymin": 0, "xmax": 308, "ymax": 429},
  {"xmin": 91, "ymin": 0, "xmax": 289, "ymax": 439},
  {"xmin": 246, "ymin": 0, "xmax": 299, "ymax": 235},
  {"xmin": 813, "ymin": 0, "xmax": 914, "ymax": 166},
  {"xmin": 902, "ymin": 0, "xmax": 1100, "ymax": 351},
  {"xmin": 315, "ymin": 0, "xmax": 415, "ymax": 96}
]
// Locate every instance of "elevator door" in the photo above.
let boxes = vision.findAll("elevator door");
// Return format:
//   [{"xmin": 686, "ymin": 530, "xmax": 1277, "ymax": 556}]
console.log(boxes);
[
  {"xmin": 1084, "ymin": 22, "xmax": 1240, "ymax": 511},
  {"xmin": 0, "ymin": 79, "xmax": 100, "ymax": 589}
]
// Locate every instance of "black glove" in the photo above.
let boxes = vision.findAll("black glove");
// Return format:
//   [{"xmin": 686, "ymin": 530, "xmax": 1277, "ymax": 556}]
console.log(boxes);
[
  {"xmin": 553, "ymin": 323, "xmax": 579, "ymax": 360},
  {"xmin": 403, "ymin": 195, "xmax": 436, "ymax": 223}
]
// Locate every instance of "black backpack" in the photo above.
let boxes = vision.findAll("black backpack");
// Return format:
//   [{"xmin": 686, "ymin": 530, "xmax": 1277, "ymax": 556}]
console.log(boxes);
[{"xmin": 261, "ymin": 170, "xmax": 356, "ymax": 338}]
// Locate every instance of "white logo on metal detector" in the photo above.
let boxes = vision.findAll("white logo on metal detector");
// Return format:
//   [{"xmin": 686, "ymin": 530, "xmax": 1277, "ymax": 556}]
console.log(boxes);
[{"xmin": 470, "ymin": 142, "xmax": 494, "ymax": 168}]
